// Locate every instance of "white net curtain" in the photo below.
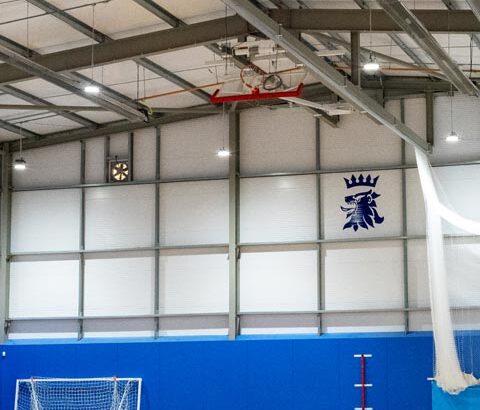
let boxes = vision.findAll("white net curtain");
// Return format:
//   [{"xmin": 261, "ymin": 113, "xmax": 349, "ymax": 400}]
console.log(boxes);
[{"xmin": 415, "ymin": 149, "xmax": 480, "ymax": 394}]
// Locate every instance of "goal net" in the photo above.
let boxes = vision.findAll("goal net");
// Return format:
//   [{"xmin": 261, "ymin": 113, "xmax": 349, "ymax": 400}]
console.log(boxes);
[{"xmin": 14, "ymin": 377, "xmax": 142, "ymax": 410}]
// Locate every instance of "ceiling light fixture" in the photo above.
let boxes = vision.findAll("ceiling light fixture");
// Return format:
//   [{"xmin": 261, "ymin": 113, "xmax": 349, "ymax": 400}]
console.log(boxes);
[
  {"xmin": 84, "ymin": 4, "xmax": 100, "ymax": 95},
  {"xmin": 445, "ymin": 36, "xmax": 459, "ymax": 143},
  {"xmin": 363, "ymin": 53, "xmax": 380, "ymax": 73},
  {"xmin": 363, "ymin": 9, "xmax": 380, "ymax": 74},
  {"xmin": 14, "ymin": 158, "xmax": 26, "ymax": 170},
  {"xmin": 446, "ymin": 131, "xmax": 459, "ymax": 143},
  {"xmin": 84, "ymin": 84, "xmax": 100, "ymax": 94},
  {"xmin": 217, "ymin": 148, "xmax": 231, "ymax": 158},
  {"xmin": 14, "ymin": 135, "xmax": 26, "ymax": 170}
]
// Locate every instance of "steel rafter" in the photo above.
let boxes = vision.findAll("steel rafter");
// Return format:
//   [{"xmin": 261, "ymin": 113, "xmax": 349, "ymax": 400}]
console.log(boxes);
[
  {"xmin": 223, "ymin": 0, "xmax": 428, "ymax": 151},
  {"xmin": 33, "ymin": 0, "xmax": 211, "ymax": 103},
  {"xmin": 0, "ymin": 44, "xmax": 146, "ymax": 121},
  {"xmin": 0, "ymin": 9, "xmax": 479, "ymax": 86},
  {"xmin": 0, "ymin": 85, "xmax": 98, "ymax": 129},
  {"xmin": 0, "ymin": 118, "xmax": 40, "ymax": 140},
  {"xmin": 354, "ymin": 0, "xmax": 429, "ymax": 69},
  {"xmin": 28, "ymin": 0, "xmax": 107, "ymax": 43},
  {"xmin": 377, "ymin": 0, "xmax": 478, "ymax": 96}
]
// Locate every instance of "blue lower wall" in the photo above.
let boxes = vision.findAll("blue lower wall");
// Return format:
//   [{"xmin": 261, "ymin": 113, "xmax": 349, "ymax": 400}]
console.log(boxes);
[{"xmin": 0, "ymin": 333, "xmax": 435, "ymax": 410}]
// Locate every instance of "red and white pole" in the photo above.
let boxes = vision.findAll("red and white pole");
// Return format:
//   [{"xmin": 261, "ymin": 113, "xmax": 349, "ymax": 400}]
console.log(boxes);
[{"xmin": 354, "ymin": 353, "xmax": 373, "ymax": 410}]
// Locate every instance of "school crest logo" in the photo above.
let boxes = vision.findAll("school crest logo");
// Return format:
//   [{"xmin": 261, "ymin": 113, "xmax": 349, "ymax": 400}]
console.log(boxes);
[{"xmin": 341, "ymin": 174, "xmax": 385, "ymax": 231}]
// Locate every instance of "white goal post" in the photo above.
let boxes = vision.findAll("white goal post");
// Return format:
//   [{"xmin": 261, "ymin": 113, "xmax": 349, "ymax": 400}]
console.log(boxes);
[{"xmin": 14, "ymin": 377, "xmax": 142, "ymax": 410}]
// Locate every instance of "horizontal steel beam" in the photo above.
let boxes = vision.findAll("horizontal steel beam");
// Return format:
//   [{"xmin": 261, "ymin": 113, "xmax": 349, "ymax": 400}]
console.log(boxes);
[
  {"xmin": 6, "ymin": 304, "xmax": 480, "ymax": 323},
  {"xmin": 0, "ymin": 10, "xmax": 477, "ymax": 86},
  {"xmin": 6, "ymin": 77, "xmax": 452, "ymax": 151}
]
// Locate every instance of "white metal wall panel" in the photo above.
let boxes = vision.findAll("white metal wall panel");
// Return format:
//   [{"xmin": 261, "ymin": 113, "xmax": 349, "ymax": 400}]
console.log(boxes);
[
  {"xmin": 160, "ymin": 180, "xmax": 228, "ymax": 246},
  {"xmin": 8, "ymin": 320, "xmax": 78, "ymax": 340},
  {"xmin": 240, "ymin": 175, "xmax": 317, "ymax": 243},
  {"xmin": 159, "ymin": 253, "xmax": 228, "ymax": 314},
  {"xmin": 320, "ymin": 110, "xmax": 402, "ymax": 169},
  {"xmin": 239, "ymin": 107, "xmax": 316, "ymax": 175},
  {"xmin": 133, "ymin": 127, "xmax": 157, "ymax": 181},
  {"xmin": 83, "ymin": 318, "xmax": 154, "ymax": 338},
  {"xmin": 9, "ymin": 260, "xmax": 79, "ymax": 318},
  {"xmin": 407, "ymin": 164, "xmax": 480, "ymax": 236},
  {"xmin": 109, "ymin": 132, "xmax": 129, "ymax": 158},
  {"xmin": 239, "ymin": 250, "xmax": 317, "ymax": 312},
  {"xmin": 160, "ymin": 115, "xmax": 229, "ymax": 179},
  {"xmin": 11, "ymin": 189, "xmax": 81, "ymax": 253},
  {"xmin": 407, "ymin": 239, "xmax": 429, "ymax": 308},
  {"xmin": 404, "ymin": 97, "xmax": 427, "ymax": 165},
  {"xmin": 323, "ymin": 312, "xmax": 405, "ymax": 333},
  {"xmin": 240, "ymin": 314, "xmax": 319, "ymax": 335},
  {"xmin": 445, "ymin": 238, "xmax": 480, "ymax": 308},
  {"xmin": 409, "ymin": 311, "xmax": 432, "ymax": 331},
  {"xmin": 322, "ymin": 170, "xmax": 402, "ymax": 239},
  {"xmin": 405, "ymin": 168, "xmax": 426, "ymax": 236},
  {"xmin": 12, "ymin": 142, "xmax": 80, "ymax": 188},
  {"xmin": 433, "ymin": 164, "xmax": 480, "ymax": 235},
  {"xmin": 85, "ymin": 185, "xmax": 155, "ymax": 250},
  {"xmin": 84, "ymin": 255, "xmax": 155, "ymax": 316},
  {"xmin": 431, "ymin": 94, "xmax": 480, "ymax": 164},
  {"xmin": 323, "ymin": 241, "xmax": 403, "ymax": 310},
  {"xmin": 85, "ymin": 137, "xmax": 105, "ymax": 184},
  {"xmin": 157, "ymin": 316, "xmax": 228, "ymax": 337}
]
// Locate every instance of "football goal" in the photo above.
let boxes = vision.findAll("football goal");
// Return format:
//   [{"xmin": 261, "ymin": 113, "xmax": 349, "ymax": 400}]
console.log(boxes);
[{"xmin": 14, "ymin": 377, "xmax": 142, "ymax": 410}]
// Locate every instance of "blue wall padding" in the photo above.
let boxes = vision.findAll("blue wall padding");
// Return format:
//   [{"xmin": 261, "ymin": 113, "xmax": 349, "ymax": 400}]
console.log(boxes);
[
  {"xmin": 433, "ymin": 383, "xmax": 480, "ymax": 410},
  {"xmin": 0, "ymin": 333, "xmax": 438, "ymax": 410}
]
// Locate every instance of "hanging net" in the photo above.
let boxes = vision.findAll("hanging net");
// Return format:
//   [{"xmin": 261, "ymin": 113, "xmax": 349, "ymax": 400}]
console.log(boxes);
[
  {"xmin": 14, "ymin": 377, "xmax": 142, "ymax": 410},
  {"xmin": 415, "ymin": 148, "xmax": 480, "ymax": 394}
]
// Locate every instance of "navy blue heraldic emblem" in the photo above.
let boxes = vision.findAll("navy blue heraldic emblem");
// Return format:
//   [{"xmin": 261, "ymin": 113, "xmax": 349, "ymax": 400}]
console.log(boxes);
[{"xmin": 341, "ymin": 174, "xmax": 385, "ymax": 231}]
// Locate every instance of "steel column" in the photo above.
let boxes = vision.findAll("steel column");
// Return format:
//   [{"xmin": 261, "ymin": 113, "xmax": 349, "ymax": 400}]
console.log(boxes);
[
  {"xmin": 0, "ymin": 145, "xmax": 12, "ymax": 342},
  {"xmin": 315, "ymin": 118, "xmax": 323, "ymax": 335},
  {"xmin": 78, "ymin": 140, "xmax": 86, "ymax": 339},
  {"xmin": 104, "ymin": 136, "xmax": 110, "ymax": 183},
  {"xmin": 400, "ymin": 99, "xmax": 409, "ymax": 333},
  {"xmin": 350, "ymin": 32, "xmax": 361, "ymax": 87},
  {"xmin": 426, "ymin": 92, "xmax": 434, "ymax": 147},
  {"xmin": 128, "ymin": 132, "xmax": 134, "ymax": 182},
  {"xmin": 228, "ymin": 111, "xmax": 240, "ymax": 340},
  {"xmin": 223, "ymin": 0, "xmax": 429, "ymax": 152},
  {"xmin": 154, "ymin": 126, "xmax": 161, "ymax": 338}
]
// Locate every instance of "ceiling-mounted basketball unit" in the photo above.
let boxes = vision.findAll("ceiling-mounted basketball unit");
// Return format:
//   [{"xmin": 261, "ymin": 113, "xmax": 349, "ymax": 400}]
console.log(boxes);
[{"xmin": 210, "ymin": 66, "xmax": 306, "ymax": 104}]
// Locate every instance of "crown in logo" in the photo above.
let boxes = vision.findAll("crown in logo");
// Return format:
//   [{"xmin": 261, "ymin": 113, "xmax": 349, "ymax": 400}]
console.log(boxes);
[{"xmin": 344, "ymin": 174, "xmax": 379, "ymax": 189}]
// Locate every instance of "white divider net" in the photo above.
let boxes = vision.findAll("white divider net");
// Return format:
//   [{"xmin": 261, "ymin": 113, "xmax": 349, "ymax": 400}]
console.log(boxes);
[{"xmin": 415, "ymin": 149, "xmax": 480, "ymax": 394}]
